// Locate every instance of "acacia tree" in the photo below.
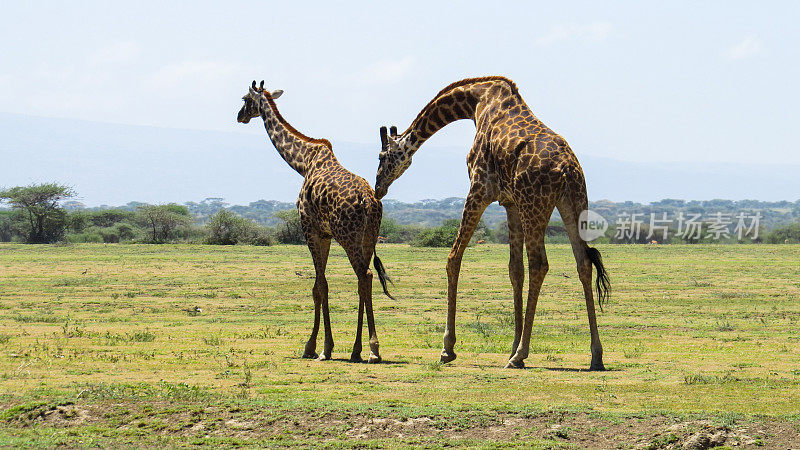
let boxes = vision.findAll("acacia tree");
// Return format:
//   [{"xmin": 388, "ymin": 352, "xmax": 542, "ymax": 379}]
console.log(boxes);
[
  {"xmin": 0, "ymin": 183, "xmax": 75, "ymax": 243},
  {"xmin": 136, "ymin": 204, "xmax": 192, "ymax": 243}
]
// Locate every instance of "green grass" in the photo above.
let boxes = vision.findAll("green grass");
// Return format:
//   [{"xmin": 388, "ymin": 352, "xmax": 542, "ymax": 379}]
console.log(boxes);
[{"xmin": 1, "ymin": 243, "xmax": 799, "ymax": 447}]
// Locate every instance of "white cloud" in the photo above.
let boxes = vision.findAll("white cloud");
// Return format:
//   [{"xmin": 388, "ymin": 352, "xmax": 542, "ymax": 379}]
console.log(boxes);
[
  {"xmin": 534, "ymin": 22, "xmax": 613, "ymax": 46},
  {"xmin": 724, "ymin": 35, "xmax": 762, "ymax": 60},
  {"xmin": 357, "ymin": 57, "xmax": 415, "ymax": 84}
]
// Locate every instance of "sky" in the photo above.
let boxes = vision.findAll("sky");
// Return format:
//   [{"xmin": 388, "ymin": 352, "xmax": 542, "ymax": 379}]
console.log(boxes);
[{"xmin": 1, "ymin": 1, "xmax": 799, "ymax": 203}]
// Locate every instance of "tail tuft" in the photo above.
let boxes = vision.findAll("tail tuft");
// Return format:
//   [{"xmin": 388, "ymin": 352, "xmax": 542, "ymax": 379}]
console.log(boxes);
[
  {"xmin": 586, "ymin": 247, "xmax": 610, "ymax": 311},
  {"xmin": 373, "ymin": 252, "xmax": 394, "ymax": 300}
]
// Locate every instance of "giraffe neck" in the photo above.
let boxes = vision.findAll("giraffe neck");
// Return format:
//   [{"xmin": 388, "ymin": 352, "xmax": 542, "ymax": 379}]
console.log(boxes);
[
  {"xmin": 398, "ymin": 76, "xmax": 519, "ymax": 153},
  {"xmin": 257, "ymin": 95, "xmax": 333, "ymax": 177}
]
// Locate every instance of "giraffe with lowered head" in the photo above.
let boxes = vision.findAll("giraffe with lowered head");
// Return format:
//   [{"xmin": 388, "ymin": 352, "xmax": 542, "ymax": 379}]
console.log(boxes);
[
  {"xmin": 238, "ymin": 80, "xmax": 391, "ymax": 363},
  {"xmin": 375, "ymin": 76, "xmax": 609, "ymax": 369}
]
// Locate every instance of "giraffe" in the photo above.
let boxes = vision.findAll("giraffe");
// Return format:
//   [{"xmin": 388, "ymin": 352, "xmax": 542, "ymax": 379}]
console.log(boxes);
[
  {"xmin": 238, "ymin": 80, "xmax": 392, "ymax": 363},
  {"xmin": 375, "ymin": 76, "xmax": 610, "ymax": 370}
]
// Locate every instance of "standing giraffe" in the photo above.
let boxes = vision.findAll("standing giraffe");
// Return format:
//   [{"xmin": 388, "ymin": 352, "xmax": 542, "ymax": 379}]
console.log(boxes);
[
  {"xmin": 375, "ymin": 76, "xmax": 609, "ymax": 370},
  {"xmin": 238, "ymin": 80, "xmax": 391, "ymax": 363}
]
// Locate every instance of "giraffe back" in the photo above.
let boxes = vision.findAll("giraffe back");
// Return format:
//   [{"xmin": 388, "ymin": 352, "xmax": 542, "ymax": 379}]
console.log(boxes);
[
  {"xmin": 469, "ymin": 81, "xmax": 586, "ymax": 206},
  {"xmin": 298, "ymin": 149, "xmax": 381, "ymax": 244}
]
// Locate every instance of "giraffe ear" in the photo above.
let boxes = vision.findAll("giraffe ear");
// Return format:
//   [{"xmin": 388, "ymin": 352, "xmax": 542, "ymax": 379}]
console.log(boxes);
[
  {"xmin": 271, "ymin": 90, "xmax": 283, "ymax": 99},
  {"xmin": 251, "ymin": 80, "xmax": 257, "ymax": 89},
  {"xmin": 259, "ymin": 80, "xmax": 265, "ymax": 90}
]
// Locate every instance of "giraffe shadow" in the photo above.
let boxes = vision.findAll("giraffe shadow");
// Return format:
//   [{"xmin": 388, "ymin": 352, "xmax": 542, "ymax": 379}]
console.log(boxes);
[
  {"xmin": 530, "ymin": 366, "xmax": 623, "ymax": 373},
  {"xmin": 459, "ymin": 362, "xmax": 621, "ymax": 372},
  {"xmin": 311, "ymin": 357, "xmax": 408, "ymax": 366}
]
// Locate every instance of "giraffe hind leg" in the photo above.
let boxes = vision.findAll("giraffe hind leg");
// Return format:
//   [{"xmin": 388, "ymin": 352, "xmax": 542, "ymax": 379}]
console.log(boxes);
[
  {"xmin": 304, "ymin": 234, "xmax": 331, "ymax": 360},
  {"xmin": 506, "ymin": 236, "xmax": 548, "ymax": 369},
  {"xmin": 345, "ymin": 237, "xmax": 381, "ymax": 364},
  {"xmin": 557, "ymin": 191, "xmax": 606, "ymax": 371},
  {"xmin": 507, "ymin": 203, "xmax": 552, "ymax": 369},
  {"xmin": 350, "ymin": 294, "xmax": 365, "ymax": 363},
  {"xmin": 363, "ymin": 206, "xmax": 383, "ymax": 363}
]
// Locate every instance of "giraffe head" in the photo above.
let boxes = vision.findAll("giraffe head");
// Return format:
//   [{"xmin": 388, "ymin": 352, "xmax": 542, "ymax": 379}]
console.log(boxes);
[
  {"xmin": 375, "ymin": 125, "xmax": 412, "ymax": 199},
  {"xmin": 237, "ymin": 80, "xmax": 283, "ymax": 124}
]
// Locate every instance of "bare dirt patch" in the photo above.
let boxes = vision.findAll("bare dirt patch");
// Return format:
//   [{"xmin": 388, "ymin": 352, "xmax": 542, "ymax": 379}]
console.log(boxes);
[
  {"xmin": 2, "ymin": 400, "xmax": 798, "ymax": 447},
  {"xmin": 336, "ymin": 412, "xmax": 798, "ymax": 448}
]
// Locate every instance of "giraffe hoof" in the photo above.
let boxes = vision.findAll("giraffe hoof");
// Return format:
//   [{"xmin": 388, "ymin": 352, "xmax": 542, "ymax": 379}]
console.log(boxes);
[
  {"xmin": 302, "ymin": 352, "xmax": 318, "ymax": 359},
  {"xmin": 316, "ymin": 353, "xmax": 331, "ymax": 361},
  {"xmin": 367, "ymin": 353, "xmax": 382, "ymax": 364},
  {"xmin": 349, "ymin": 353, "xmax": 363, "ymax": 363},
  {"xmin": 505, "ymin": 360, "xmax": 525, "ymax": 369},
  {"xmin": 439, "ymin": 350, "xmax": 457, "ymax": 364},
  {"xmin": 589, "ymin": 361, "xmax": 606, "ymax": 371}
]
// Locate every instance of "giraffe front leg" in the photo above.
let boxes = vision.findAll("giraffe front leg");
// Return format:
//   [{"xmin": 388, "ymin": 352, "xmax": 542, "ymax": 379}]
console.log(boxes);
[
  {"xmin": 505, "ymin": 206, "xmax": 525, "ymax": 361},
  {"xmin": 441, "ymin": 192, "xmax": 491, "ymax": 364}
]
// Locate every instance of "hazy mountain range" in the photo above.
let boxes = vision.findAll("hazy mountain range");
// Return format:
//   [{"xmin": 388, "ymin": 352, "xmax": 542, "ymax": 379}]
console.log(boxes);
[{"xmin": 2, "ymin": 112, "xmax": 798, "ymax": 206}]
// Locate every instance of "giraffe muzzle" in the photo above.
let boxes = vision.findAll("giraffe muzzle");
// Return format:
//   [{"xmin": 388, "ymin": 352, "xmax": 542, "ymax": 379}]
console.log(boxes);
[{"xmin": 374, "ymin": 184, "xmax": 388, "ymax": 200}]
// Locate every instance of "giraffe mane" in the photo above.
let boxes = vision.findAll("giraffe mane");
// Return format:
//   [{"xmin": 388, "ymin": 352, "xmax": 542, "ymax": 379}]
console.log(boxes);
[
  {"xmin": 400, "ymin": 76, "xmax": 519, "ymax": 136},
  {"xmin": 260, "ymin": 90, "xmax": 332, "ymax": 149}
]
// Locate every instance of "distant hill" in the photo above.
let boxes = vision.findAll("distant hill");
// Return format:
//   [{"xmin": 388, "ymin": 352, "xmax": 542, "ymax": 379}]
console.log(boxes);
[{"xmin": 2, "ymin": 112, "xmax": 799, "ymax": 206}]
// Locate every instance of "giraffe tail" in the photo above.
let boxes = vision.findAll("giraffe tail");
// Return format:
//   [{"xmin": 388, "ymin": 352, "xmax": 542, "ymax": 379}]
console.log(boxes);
[
  {"xmin": 586, "ymin": 246, "xmax": 610, "ymax": 312},
  {"xmin": 373, "ymin": 252, "xmax": 394, "ymax": 300}
]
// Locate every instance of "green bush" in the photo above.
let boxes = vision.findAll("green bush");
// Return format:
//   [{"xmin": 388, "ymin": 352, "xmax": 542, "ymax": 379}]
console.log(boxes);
[
  {"xmin": 205, "ymin": 209, "xmax": 241, "ymax": 245},
  {"xmin": 412, "ymin": 219, "xmax": 460, "ymax": 247},
  {"xmin": 494, "ymin": 220, "xmax": 570, "ymax": 244},
  {"xmin": 70, "ymin": 209, "xmax": 138, "ymax": 234},
  {"xmin": 113, "ymin": 223, "xmax": 138, "ymax": 241},
  {"xmin": 273, "ymin": 209, "xmax": 304, "ymax": 244},
  {"xmin": 97, "ymin": 223, "xmax": 136, "ymax": 243},
  {"xmin": 205, "ymin": 209, "xmax": 273, "ymax": 246},
  {"xmin": 765, "ymin": 221, "xmax": 800, "ymax": 243},
  {"xmin": 68, "ymin": 211, "xmax": 90, "ymax": 234},
  {"xmin": 0, "ymin": 210, "xmax": 20, "ymax": 242},
  {"xmin": 240, "ymin": 223, "xmax": 274, "ymax": 246},
  {"xmin": 471, "ymin": 219, "xmax": 493, "ymax": 243},
  {"xmin": 66, "ymin": 220, "xmax": 140, "ymax": 244},
  {"xmin": 379, "ymin": 218, "xmax": 424, "ymax": 243},
  {"xmin": 66, "ymin": 232, "xmax": 104, "ymax": 243},
  {"xmin": 493, "ymin": 221, "xmax": 509, "ymax": 244}
]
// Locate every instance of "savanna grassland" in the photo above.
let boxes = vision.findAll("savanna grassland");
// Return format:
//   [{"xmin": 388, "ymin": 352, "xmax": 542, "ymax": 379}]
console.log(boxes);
[{"xmin": 0, "ymin": 243, "xmax": 799, "ymax": 447}]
